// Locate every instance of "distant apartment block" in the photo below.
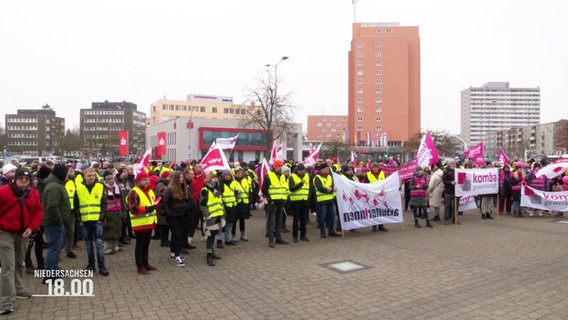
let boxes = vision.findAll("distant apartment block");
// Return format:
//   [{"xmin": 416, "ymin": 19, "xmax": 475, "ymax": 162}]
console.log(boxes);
[
  {"xmin": 5, "ymin": 104, "xmax": 65, "ymax": 155},
  {"xmin": 306, "ymin": 115, "xmax": 348, "ymax": 142},
  {"xmin": 80, "ymin": 101, "xmax": 146, "ymax": 157},
  {"xmin": 347, "ymin": 22, "xmax": 421, "ymax": 146},
  {"xmin": 149, "ymin": 94, "xmax": 249, "ymax": 125},
  {"xmin": 461, "ymin": 82, "xmax": 540, "ymax": 149}
]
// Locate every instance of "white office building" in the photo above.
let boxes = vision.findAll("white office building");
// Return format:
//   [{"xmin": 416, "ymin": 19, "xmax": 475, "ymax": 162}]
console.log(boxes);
[{"xmin": 460, "ymin": 82, "xmax": 540, "ymax": 156}]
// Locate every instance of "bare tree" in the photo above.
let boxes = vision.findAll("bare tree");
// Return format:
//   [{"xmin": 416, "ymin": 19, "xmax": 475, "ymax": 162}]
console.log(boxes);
[
  {"xmin": 555, "ymin": 120, "xmax": 568, "ymax": 152},
  {"xmin": 240, "ymin": 70, "xmax": 296, "ymax": 158}
]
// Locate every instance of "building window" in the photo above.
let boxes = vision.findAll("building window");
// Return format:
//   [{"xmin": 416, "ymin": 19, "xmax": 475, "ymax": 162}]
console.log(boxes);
[
  {"xmin": 375, "ymin": 98, "xmax": 382, "ymax": 103},
  {"xmin": 375, "ymin": 79, "xmax": 382, "ymax": 85},
  {"xmin": 375, "ymin": 51, "xmax": 382, "ymax": 57},
  {"xmin": 375, "ymin": 116, "xmax": 382, "ymax": 121},
  {"xmin": 357, "ymin": 43, "xmax": 363, "ymax": 48},
  {"xmin": 357, "ymin": 88, "xmax": 363, "ymax": 94},
  {"xmin": 317, "ymin": 133, "xmax": 322, "ymax": 137},
  {"xmin": 200, "ymin": 106, "xmax": 206, "ymax": 112},
  {"xmin": 357, "ymin": 98, "xmax": 363, "ymax": 103},
  {"xmin": 162, "ymin": 105, "xmax": 167, "ymax": 110},
  {"xmin": 377, "ymin": 29, "xmax": 383, "ymax": 33},
  {"xmin": 183, "ymin": 106, "xmax": 187, "ymax": 111},
  {"xmin": 357, "ymin": 125, "xmax": 363, "ymax": 130},
  {"xmin": 376, "ymin": 125, "xmax": 382, "ymax": 131},
  {"xmin": 357, "ymin": 51, "xmax": 363, "ymax": 57},
  {"xmin": 357, "ymin": 107, "xmax": 363, "ymax": 112},
  {"xmin": 375, "ymin": 70, "xmax": 382, "ymax": 76},
  {"xmin": 212, "ymin": 107, "xmax": 217, "ymax": 113},
  {"xmin": 357, "ymin": 116, "xmax": 363, "ymax": 121},
  {"xmin": 357, "ymin": 79, "xmax": 363, "ymax": 85},
  {"xmin": 376, "ymin": 107, "xmax": 382, "ymax": 112},
  {"xmin": 375, "ymin": 61, "xmax": 382, "ymax": 66},
  {"xmin": 169, "ymin": 105, "xmax": 174, "ymax": 110},
  {"xmin": 386, "ymin": 28, "xmax": 392, "ymax": 33},
  {"xmin": 357, "ymin": 70, "xmax": 363, "ymax": 76},
  {"xmin": 224, "ymin": 108, "xmax": 229, "ymax": 114},
  {"xmin": 317, "ymin": 123, "xmax": 322, "ymax": 127},
  {"xmin": 357, "ymin": 61, "xmax": 363, "ymax": 67},
  {"xmin": 376, "ymin": 89, "xmax": 382, "ymax": 94},
  {"xmin": 375, "ymin": 42, "xmax": 382, "ymax": 48}
]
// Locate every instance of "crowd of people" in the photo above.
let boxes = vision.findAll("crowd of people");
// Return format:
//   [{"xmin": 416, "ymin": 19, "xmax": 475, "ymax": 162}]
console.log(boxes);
[{"xmin": 0, "ymin": 155, "xmax": 567, "ymax": 315}]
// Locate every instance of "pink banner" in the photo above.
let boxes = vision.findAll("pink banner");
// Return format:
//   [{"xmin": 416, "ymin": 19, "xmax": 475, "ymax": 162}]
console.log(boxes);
[
  {"xmin": 464, "ymin": 142, "xmax": 484, "ymax": 160},
  {"xmin": 379, "ymin": 164, "xmax": 399, "ymax": 178},
  {"xmin": 398, "ymin": 159, "xmax": 418, "ymax": 180},
  {"xmin": 118, "ymin": 130, "xmax": 128, "ymax": 156}
]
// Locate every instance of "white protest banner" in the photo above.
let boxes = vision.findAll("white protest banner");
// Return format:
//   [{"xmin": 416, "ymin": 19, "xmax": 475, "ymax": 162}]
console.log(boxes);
[
  {"xmin": 458, "ymin": 195, "xmax": 478, "ymax": 212},
  {"xmin": 333, "ymin": 171, "xmax": 403, "ymax": 231},
  {"xmin": 455, "ymin": 168, "xmax": 499, "ymax": 197},
  {"xmin": 215, "ymin": 134, "xmax": 239, "ymax": 150},
  {"xmin": 521, "ymin": 185, "xmax": 568, "ymax": 212}
]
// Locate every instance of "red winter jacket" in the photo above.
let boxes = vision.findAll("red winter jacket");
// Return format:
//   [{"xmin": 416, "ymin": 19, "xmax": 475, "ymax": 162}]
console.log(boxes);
[{"xmin": 0, "ymin": 184, "xmax": 44, "ymax": 234}]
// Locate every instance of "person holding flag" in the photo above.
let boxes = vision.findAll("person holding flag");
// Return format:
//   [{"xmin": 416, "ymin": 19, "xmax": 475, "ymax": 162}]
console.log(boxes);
[{"xmin": 127, "ymin": 171, "xmax": 158, "ymax": 275}]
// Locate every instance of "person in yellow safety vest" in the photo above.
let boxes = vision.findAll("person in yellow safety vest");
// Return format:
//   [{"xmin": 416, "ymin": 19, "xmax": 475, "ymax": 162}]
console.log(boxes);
[
  {"xmin": 365, "ymin": 162, "xmax": 388, "ymax": 232},
  {"xmin": 233, "ymin": 166, "xmax": 251, "ymax": 241},
  {"xmin": 242, "ymin": 162, "xmax": 258, "ymax": 210},
  {"xmin": 90, "ymin": 162, "xmax": 103, "ymax": 182},
  {"xmin": 199, "ymin": 171, "xmax": 225, "ymax": 266},
  {"xmin": 288, "ymin": 163, "xmax": 310, "ymax": 242},
  {"xmin": 63, "ymin": 166, "xmax": 78, "ymax": 258},
  {"xmin": 127, "ymin": 171, "xmax": 158, "ymax": 275},
  {"xmin": 313, "ymin": 162, "xmax": 340, "ymax": 238},
  {"xmin": 219, "ymin": 170, "xmax": 239, "ymax": 247},
  {"xmin": 75, "ymin": 168, "xmax": 109, "ymax": 276},
  {"xmin": 261, "ymin": 159, "xmax": 290, "ymax": 247}
]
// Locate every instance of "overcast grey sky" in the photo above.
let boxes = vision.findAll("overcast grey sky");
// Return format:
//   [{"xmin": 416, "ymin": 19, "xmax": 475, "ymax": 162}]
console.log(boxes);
[{"xmin": 1, "ymin": 0, "xmax": 567, "ymax": 134}]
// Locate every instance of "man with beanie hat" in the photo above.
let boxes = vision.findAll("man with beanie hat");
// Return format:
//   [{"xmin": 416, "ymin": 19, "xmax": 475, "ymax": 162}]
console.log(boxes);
[
  {"xmin": 0, "ymin": 163, "xmax": 17, "ymax": 186},
  {"xmin": 75, "ymin": 168, "xmax": 109, "ymax": 276},
  {"xmin": 41, "ymin": 164, "xmax": 71, "ymax": 283},
  {"xmin": 262, "ymin": 159, "xmax": 289, "ymax": 247},
  {"xmin": 0, "ymin": 168, "xmax": 43, "ymax": 315}
]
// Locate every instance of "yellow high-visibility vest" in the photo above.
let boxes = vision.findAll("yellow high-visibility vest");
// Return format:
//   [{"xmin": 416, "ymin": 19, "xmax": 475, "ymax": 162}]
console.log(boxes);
[
  {"xmin": 267, "ymin": 172, "xmax": 287, "ymax": 201},
  {"xmin": 129, "ymin": 187, "xmax": 156, "ymax": 229},
  {"xmin": 314, "ymin": 174, "xmax": 335, "ymax": 202},
  {"xmin": 76, "ymin": 182, "xmax": 104, "ymax": 222},
  {"xmin": 289, "ymin": 173, "xmax": 309, "ymax": 201}
]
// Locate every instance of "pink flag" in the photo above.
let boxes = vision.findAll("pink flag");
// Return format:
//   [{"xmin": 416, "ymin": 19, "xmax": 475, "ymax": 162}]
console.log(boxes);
[
  {"xmin": 215, "ymin": 134, "xmax": 239, "ymax": 150},
  {"xmin": 366, "ymin": 131, "xmax": 371, "ymax": 146},
  {"xmin": 257, "ymin": 158, "xmax": 271, "ymax": 207},
  {"xmin": 416, "ymin": 132, "xmax": 439, "ymax": 168},
  {"xmin": 303, "ymin": 142, "xmax": 322, "ymax": 167},
  {"xmin": 200, "ymin": 145, "xmax": 230, "ymax": 174},
  {"xmin": 133, "ymin": 149, "xmax": 151, "ymax": 178},
  {"xmin": 351, "ymin": 151, "xmax": 358, "ymax": 168},
  {"xmin": 497, "ymin": 148, "xmax": 509, "ymax": 165},
  {"xmin": 269, "ymin": 143, "xmax": 283, "ymax": 165},
  {"xmin": 464, "ymin": 142, "xmax": 484, "ymax": 160}
]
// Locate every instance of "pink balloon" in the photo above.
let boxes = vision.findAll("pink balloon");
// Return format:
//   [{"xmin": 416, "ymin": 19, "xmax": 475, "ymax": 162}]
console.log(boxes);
[
  {"xmin": 563, "ymin": 176, "xmax": 568, "ymax": 184},
  {"xmin": 476, "ymin": 158, "xmax": 485, "ymax": 166}
]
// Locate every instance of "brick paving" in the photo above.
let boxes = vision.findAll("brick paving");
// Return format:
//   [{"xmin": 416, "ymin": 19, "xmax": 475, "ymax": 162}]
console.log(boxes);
[{"xmin": 7, "ymin": 208, "xmax": 568, "ymax": 319}]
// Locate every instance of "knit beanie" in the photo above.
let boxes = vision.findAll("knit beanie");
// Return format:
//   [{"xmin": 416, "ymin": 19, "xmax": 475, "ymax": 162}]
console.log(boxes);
[{"xmin": 52, "ymin": 164, "xmax": 68, "ymax": 181}]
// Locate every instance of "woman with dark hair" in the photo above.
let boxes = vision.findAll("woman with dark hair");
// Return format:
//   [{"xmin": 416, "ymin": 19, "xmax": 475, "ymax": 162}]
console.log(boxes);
[{"xmin": 162, "ymin": 171, "xmax": 191, "ymax": 267}]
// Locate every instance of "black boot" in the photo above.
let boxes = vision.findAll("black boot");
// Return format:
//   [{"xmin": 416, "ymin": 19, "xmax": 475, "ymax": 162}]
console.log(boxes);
[
  {"xmin": 432, "ymin": 215, "xmax": 440, "ymax": 221},
  {"xmin": 414, "ymin": 220, "xmax": 421, "ymax": 228},
  {"xmin": 481, "ymin": 213, "xmax": 487, "ymax": 220},
  {"xmin": 486, "ymin": 212, "xmax": 494, "ymax": 219},
  {"xmin": 217, "ymin": 240, "xmax": 224, "ymax": 249},
  {"xmin": 211, "ymin": 250, "xmax": 221, "ymax": 260},
  {"xmin": 426, "ymin": 220, "xmax": 433, "ymax": 228},
  {"xmin": 206, "ymin": 253, "xmax": 215, "ymax": 266}
]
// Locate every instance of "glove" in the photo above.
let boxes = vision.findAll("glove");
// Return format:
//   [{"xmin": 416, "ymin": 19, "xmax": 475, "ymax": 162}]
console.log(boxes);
[{"xmin": 145, "ymin": 205, "xmax": 156, "ymax": 213}]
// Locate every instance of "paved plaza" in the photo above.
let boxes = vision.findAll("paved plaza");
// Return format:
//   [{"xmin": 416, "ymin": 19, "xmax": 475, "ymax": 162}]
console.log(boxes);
[{"xmin": 8, "ymin": 208, "xmax": 568, "ymax": 320}]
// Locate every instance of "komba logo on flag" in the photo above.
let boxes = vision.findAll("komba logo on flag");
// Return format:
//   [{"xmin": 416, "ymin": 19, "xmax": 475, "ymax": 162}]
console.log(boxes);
[
  {"xmin": 455, "ymin": 168, "xmax": 498, "ymax": 197},
  {"xmin": 333, "ymin": 172, "xmax": 403, "ymax": 231}
]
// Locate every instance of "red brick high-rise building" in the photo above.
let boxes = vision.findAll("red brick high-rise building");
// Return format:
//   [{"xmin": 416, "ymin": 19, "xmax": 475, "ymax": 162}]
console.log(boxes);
[{"xmin": 347, "ymin": 22, "xmax": 420, "ymax": 147}]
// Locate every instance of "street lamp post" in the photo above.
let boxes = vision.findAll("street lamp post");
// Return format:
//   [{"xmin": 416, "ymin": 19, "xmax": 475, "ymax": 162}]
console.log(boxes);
[{"xmin": 265, "ymin": 56, "xmax": 289, "ymax": 103}]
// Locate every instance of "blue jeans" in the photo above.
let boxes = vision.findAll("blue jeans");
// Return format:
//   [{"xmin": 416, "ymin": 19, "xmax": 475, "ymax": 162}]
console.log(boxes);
[
  {"xmin": 82, "ymin": 222, "xmax": 106, "ymax": 269},
  {"xmin": 266, "ymin": 202, "xmax": 284, "ymax": 242},
  {"xmin": 44, "ymin": 225, "xmax": 65, "ymax": 272},
  {"xmin": 317, "ymin": 201, "xmax": 336, "ymax": 235}
]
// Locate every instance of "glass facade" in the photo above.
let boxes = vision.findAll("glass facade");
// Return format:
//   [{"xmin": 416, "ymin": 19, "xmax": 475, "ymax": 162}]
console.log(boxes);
[{"xmin": 201, "ymin": 130, "xmax": 268, "ymax": 148}]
